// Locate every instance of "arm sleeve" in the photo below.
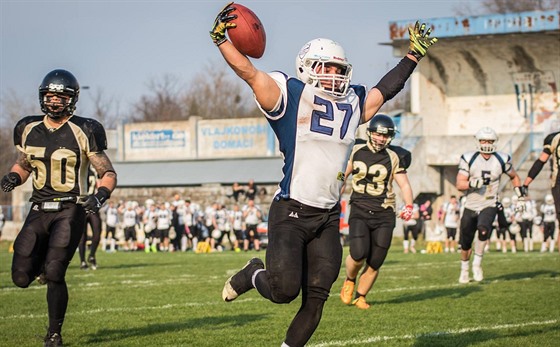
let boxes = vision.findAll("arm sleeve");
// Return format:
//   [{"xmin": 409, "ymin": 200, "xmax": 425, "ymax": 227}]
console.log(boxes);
[
  {"xmin": 527, "ymin": 159, "xmax": 546, "ymax": 180},
  {"xmin": 374, "ymin": 57, "xmax": 417, "ymax": 102}
]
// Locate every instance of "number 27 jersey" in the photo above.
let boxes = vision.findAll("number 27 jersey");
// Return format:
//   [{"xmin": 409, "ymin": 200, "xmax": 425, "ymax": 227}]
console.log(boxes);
[
  {"xmin": 13, "ymin": 115, "xmax": 108, "ymax": 203},
  {"xmin": 258, "ymin": 72, "xmax": 367, "ymax": 209}
]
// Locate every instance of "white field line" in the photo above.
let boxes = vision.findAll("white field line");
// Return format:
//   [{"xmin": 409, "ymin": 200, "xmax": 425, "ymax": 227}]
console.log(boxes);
[
  {"xmin": 0, "ymin": 297, "xmax": 263, "ymax": 321},
  {"xmin": 1, "ymin": 275, "xmax": 558, "ymax": 321},
  {"xmin": 309, "ymin": 319, "xmax": 559, "ymax": 347}
]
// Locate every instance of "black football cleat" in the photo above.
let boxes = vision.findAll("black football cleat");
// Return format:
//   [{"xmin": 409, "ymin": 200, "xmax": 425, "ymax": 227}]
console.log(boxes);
[
  {"xmin": 222, "ymin": 258, "xmax": 264, "ymax": 302},
  {"xmin": 44, "ymin": 332, "xmax": 63, "ymax": 347}
]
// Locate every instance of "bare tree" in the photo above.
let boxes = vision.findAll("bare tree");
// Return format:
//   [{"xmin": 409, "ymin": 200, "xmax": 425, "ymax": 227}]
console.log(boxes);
[
  {"xmin": 454, "ymin": 0, "xmax": 557, "ymax": 15},
  {"xmin": 83, "ymin": 87, "xmax": 122, "ymax": 129},
  {"xmin": 130, "ymin": 63, "xmax": 260, "ymax": 122},
  {"xmin": 0, "ymin": 89, "xmax": 38, "ymax": 205},
  {"xmin": 131, "ymin": 74, "xmax": 189, "ymax": 123},
  {"xmin": 182, "ymin": 62, "xmax": 260, "ymax": 119}
]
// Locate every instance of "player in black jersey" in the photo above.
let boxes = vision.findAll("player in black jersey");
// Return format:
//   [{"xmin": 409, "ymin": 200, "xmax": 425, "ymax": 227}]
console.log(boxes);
[
  {"xmin": 78, "ymin": 166, "xmax": 103, "ymax": 270},
  {"xmin": 523, "ymin": 131, "xmax": 560, "ymax": 253},
  {"xmin": 1, "ymin": 69, "xmax": 117, "ymax": 347},
  {"xmin": 339, "ymin": 114, "xmax": 414, "ymax": 309}
]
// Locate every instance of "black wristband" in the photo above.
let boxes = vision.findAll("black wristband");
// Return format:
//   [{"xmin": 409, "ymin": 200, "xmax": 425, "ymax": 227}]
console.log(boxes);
[
  {"xmin": 408, "ymin": 50, "xmax": 423, "ymax": 61},
  {"xmin": 96, "ymin": 186, "xmax": 111, "ymax": 204}
]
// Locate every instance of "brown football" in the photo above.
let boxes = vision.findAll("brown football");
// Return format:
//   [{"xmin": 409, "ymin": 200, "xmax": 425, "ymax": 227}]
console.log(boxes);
[{"xmin": 227, "ymin": 3, "xmax": 266, "ymax": 58}]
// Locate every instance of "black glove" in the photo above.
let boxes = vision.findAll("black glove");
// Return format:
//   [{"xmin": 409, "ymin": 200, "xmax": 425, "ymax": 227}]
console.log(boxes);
[
  {"xmin": 83, "ymin": 187, "xmax": 111, "ymax": 214},
  {"xmin": 1, "ymin": 172, "xmax": 22, "ymax": 192},
  {"xmin": 209, "ymin": 2, "xmax": 237, "ymax": 46}
]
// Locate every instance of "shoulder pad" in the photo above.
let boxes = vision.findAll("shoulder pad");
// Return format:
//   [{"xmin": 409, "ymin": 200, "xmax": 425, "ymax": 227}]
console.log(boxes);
[{"xmin": 388, "ymin": 145, "xmax": 412, "ymax": 169}]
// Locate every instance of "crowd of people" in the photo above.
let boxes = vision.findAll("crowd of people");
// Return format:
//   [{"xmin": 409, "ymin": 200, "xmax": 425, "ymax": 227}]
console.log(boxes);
[{"xmin": 92, "ymin": 194, "xmax": 266, "ymax": 256}]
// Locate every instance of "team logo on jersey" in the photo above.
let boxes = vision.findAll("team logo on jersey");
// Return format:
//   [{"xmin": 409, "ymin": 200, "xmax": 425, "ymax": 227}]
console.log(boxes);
[{"xmin": 289, "ymin": 211, "xmax": 299, "ymax": 218}]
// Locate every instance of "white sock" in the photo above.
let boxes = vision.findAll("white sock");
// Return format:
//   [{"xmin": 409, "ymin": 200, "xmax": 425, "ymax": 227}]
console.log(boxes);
[
  {"xmin": 403, "ymin": 240, "xmax": 409, "ymax": 249},
  {"xmin": 473, "ymin": 254, "xmax": 483, "ymax": 268},
  {"xmin": 461, "ymin": 260, "xmax": 469, "ymax": 271},
  {"xmin": 252, "ymin": 268, "xmax": 265, "ymax": 289}
]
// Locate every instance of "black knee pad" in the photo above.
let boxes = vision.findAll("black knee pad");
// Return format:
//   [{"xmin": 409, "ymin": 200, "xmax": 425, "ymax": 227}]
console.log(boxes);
[
  {"xmin": 270, "ymin": 288, "xmax": 299, "ymax": 304},
  {"xmin": 12, "ymin": 270, "xmax": 32, "ymax": 288},
  {"xmin": 349, "ymin": 240, "xmax": 368, "ymax": 261},
  {"xmin": 478, "ymin": 227, "xmax": 490, "ymax": 241},
  {"xmin": 45, "ymin": 260, "xmax": 66, "ymax": 283}
]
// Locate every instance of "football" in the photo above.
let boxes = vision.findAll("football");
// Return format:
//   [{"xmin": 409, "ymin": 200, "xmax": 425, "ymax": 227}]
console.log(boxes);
[{"xmin": 227, "ymin": 3, "xmax": 266, "ymax": 58}]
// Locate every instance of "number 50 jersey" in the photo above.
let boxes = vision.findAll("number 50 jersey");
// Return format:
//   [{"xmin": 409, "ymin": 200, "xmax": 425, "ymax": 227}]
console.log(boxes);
[
  {"xmin": 13, "ymin": 115, "xmax": 108, "ymax": 203},
  {"xmin": 348, "ymin": 143, "xmax": 412, "ymax": 212}
]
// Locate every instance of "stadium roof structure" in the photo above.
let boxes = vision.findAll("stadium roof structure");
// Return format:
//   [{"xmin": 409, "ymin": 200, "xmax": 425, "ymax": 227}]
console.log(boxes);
[
  {"xmin": 388, "ymin": 10, "xmax": 559, "ymax": 40},
  {"xmin": 113, "ymin": 157, "xmax": 284, "ymax": 187}
]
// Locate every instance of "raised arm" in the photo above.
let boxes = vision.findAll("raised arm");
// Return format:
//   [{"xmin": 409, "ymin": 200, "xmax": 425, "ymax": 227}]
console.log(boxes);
[
  {"xmin": 363, "ymin": 21, "xmax": 438, "ymax": 122},
  {"xmin": 210, "ymin": 2, "xmax": 280, "ymax": 111}
]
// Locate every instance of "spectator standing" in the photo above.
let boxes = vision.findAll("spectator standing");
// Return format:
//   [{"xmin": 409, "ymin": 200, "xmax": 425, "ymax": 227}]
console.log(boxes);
[
  {"xmin": 402, "ymin": 203, "xmax": 421, "ymax": 253},
  {"xmin": 121, "ymin": 202, "xmax": 139, "ymax": 251},
  {"xmin": 242, "ymin": 199, "xmax": 262, "ymax": 251},
  {"xmin": 540, "ymin": 194, "xmax": 557, "ymax": 252},
  {"xmin": 441, "ymin": 195, "xmax": 460, "ymax": 253},
  {"xmin": 230, "ymin": 204, "xmax": 244, "ymax": 252},
  {"xmin": 102, "ymin": 201, "xmax": 119, "ymax": 252}
]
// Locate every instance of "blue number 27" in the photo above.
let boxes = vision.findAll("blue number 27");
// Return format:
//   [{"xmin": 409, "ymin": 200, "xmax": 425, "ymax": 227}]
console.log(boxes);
[{"xmin": 310, "ymin": 95, "xmax": 354, "ymax": 139}]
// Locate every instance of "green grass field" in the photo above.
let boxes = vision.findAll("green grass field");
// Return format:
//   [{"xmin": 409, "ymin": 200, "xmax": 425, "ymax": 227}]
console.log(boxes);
[{"xmin": 1, "ymin": 241, "xmax": 559, "ymax": 347}]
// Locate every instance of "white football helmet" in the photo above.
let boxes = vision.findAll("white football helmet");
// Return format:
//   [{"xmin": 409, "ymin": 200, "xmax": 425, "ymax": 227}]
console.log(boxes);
[
  {"xmin": 295, "ymin": 38, "xmax": 353, "ymax": 97},
  {"xmin": 475, "ymin": 127, "xmax": 498, "ymax": 154},
  {"xmin": 545, "ymin": 194, "xmax": 554, "ymax": 205},
  {"xmin": 501, "ymin": 197, "xmax": 511, "ymax": 208}
]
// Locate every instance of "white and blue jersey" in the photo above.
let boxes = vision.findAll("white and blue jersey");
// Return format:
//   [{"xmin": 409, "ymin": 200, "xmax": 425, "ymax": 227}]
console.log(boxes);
[{"xmin": 258, "ymin": 72, "xmax": 367, "ymax": 209}]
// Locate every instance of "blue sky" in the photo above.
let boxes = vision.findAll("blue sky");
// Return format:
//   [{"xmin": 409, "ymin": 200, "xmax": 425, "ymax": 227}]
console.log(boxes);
[{"xmin": 1, "ymin": 0, "xmax": 467, "ymax": 118}]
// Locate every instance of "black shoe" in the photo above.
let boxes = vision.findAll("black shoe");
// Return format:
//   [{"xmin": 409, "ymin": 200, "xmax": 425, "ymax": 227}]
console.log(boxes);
[
  {"xmin": 36, "ymin": 273, "xmax": 47, "ymax": 285},
  {"xmin": 88, "ymin": 256, "xmax": 97, "ymax": 270},
  {"xmin": 80, "ymin": 261, "xmax": 88, "ymax": 270},
  {"xmin": 44, "ymin": 332, "xmax": 63, "ymax": 347},
  {"xmin": 222, "ymin": 258, "xmax": 264, "ymax": 302}
]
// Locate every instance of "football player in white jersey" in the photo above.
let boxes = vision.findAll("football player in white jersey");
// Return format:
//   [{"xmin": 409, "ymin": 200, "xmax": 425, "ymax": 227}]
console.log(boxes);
[
  {"xmin": 103, "ymin": 201, "xmax": 119, "ymax": 252},
  {"xmin": 456, "ymin": 127, "xmax": 525, "ymax": 284},
  {"xmin": 211, "ymin": 3, "xmax": 437, "ymax": 346},
  {"xmin": 442, "ymin": 195, "xmax": 461, "ymax": 253},
  {"xmin": 540, "ymin": 194, "xmax": 557, "ymax": 252},
  {"xmin": 523, "ymin": 131, "xmax": 560, "ymax": 253}
]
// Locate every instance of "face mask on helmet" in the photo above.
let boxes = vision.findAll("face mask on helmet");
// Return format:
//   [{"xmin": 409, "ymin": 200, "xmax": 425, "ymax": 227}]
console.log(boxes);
[
  {"xmin": 295, "ymin": 38, "xmax": 352, "ymax": 97},
  {"xmin": 39, "ymin": 69, "xmax": 80, "ymax": 119},
  {"xmin": 366, "ymin": 114, "xmax": 396, "ymax": 152},
  {"xmin": 475, "ymin": 127, "xmax": 498, "ymax": 154}
]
